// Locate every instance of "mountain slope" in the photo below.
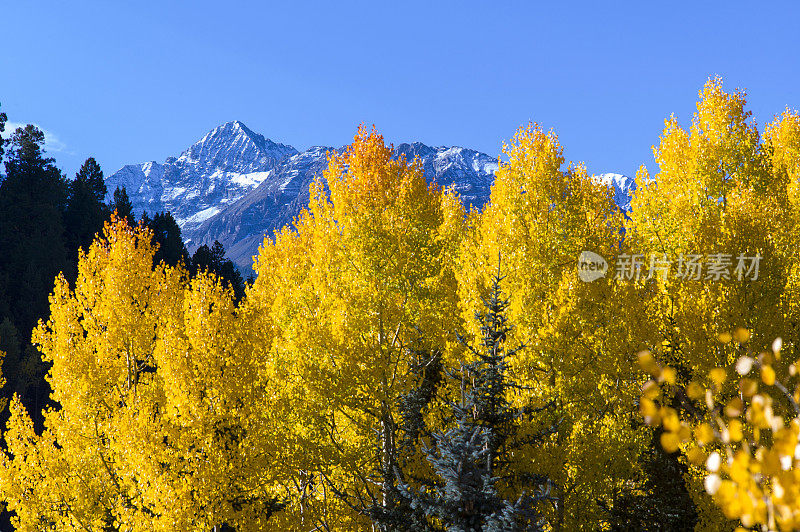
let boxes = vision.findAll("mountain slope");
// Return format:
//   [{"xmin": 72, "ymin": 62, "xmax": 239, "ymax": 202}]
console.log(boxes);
[
  {"xmin": 187, "ymin": 145, "xmax": 334, "ymax": 267},
  {"xmin": 184, "ymin": 143, "xmax": 501, "ymax": 269},
  {"xmin": 104, "ymin": 121, "xmax": 297, "ymax": 230},
  {"xmin": 593, "ymin": 172, "xmax": 637, "ymax": 211},
  {"xmin": 107, "ymin": 121, "xmax": 632, "ymax": 272},
  {"xmin": 393, "ymin": 142, "xmax": 498, "ymax": 210}
]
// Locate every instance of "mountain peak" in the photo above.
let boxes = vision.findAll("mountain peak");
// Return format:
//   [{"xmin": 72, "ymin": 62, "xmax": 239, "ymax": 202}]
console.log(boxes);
[
  {"xmin": 207, "ymin": 120, "xmax": 255, "ymax": 139},
  {"xmin": 108, "ymin": 124, "xmax": 634, "ymax": 273},
  {"xmin": 182, "ymin": 121, "xmax": 297, "ymax": 173},
  {"xmin": 594, "ymin": 173, "xmax": 636, "ymax": 211},
  {"xmin": 105, "ymin": 122, "xmax": 299, "ymax": 230}
]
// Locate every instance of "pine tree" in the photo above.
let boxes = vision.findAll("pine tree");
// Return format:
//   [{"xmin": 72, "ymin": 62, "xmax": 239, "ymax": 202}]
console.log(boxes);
[
  {"xmin": 0, "ymin": 125, "xmax": 68, "ymax": 433},
  {"xmin": 109, "ymin": 185, "xmax": 135, "ymax": 225},
  {"xmin": 191, "ymin": 241, "xmax": 244, "ymax": 301},
  {"xmin": 364, "ymin": 348, "xmax": 443, "ymax": 532},
  {"xmin": 604, "ymin": 431, "xmax": 698, "ymax": 530},
  {"xmin": 0, "ymin": 318, "xmax": 17, "ymax": 417},
  {"xmin": 64, "ymin": 157, "xmax": 109, "ymax": 280},
  {"xmin": 0, "ymin": 125, "xmax": 68, "ymax": 339},
  {"xmin": 146, "ymin": 211, "xmax": 189, "ymax": 267},
  {"xmin": 0, "ymin": 101, "xmax": 7, "ymax": 163}
]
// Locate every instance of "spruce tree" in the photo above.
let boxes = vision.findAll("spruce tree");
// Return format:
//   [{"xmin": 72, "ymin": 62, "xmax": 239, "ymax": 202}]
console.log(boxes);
[
  {"xmin": 365, "ymin": 348, "xmax": 444, "ymax": 532},
  {"xmin": 64, "ymin": 157, "xmax": 109, "ymax": 280},
  {"xmin": 370, "ymin": 272, "xmax": 557, "ymax": 532},
  {"xmin": 0, "ymin": 101, "xmax": 6, "ymax": 163},
  {"xmin": 109, "ymin": 185, "xmax": 135, "ymax": 225},
  {"xmin": 0, "ymin": 125, "xmax": 68, "ymax": 337},
  {"xmin": 0, "ymin": 125, "xmax": 68, "ymax": 432},
  {"xmin": 605, "ymin": 431, "xmax": 698, "ymax": 530},
  {"xmin": 147, "ymin": 211, "xmax": 189, "ymax": 267},
  {"xmin": 191, "ymin": 241, "xmax": 245, "ymax": 301}
]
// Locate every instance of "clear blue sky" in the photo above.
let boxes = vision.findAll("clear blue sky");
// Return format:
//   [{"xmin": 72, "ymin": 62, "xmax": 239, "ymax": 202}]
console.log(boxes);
[{"xmin": 1, "ymin": 1, "xmax": 798, "ymax": 179}]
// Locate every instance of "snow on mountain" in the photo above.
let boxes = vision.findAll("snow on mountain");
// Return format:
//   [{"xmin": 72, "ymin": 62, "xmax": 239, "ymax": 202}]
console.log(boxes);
[
  {"xmin": 593, "ymin": 172, "xmax": 636, "ymax": 211},
  {"xmin": 104, "ymin": 121, "xmax": 297, "ymax": 231},
  {"xmin": 108, "ymin": 120, "xmax": 632, "ymax": 272},
  {"xmin": 394, "ymin": 142, "xmax": 498, "ymax": 210},
  {"xmin": 184, "ymin": 142, "xmax": 502, "ymax": 270},
  {"xmin": 107, "ymin": 161, "xmax": 166, "ymax": 214},
  {"xmin": 185, "ymin": 145, "xmax": 335, "ymax": 268}
]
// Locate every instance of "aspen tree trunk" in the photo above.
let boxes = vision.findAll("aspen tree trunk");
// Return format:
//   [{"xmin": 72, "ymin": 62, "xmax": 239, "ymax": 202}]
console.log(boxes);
[{"xmin": 380, "ymin": 403, "xmax": 395, "ymax": 509}]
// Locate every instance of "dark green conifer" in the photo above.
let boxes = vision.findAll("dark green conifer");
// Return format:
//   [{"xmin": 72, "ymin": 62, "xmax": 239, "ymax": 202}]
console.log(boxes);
[
  {"xmin": 0, "ymin": 101, "xmax": 7, "ymax": 162},
  {"xmin": 109, "ymin": 185, "xmax": 135, "ymax": 226},
  {"xmin": 0, "ymin": 125, "xmax": 68, "ymax": 335},
  {"xmin": 369, "ymin": 272, "xmax": 556, "ymax": 532},
  {"xmin": 191, "ymin": 241, "xmax": 245, "ymax": 302},
  {"xmin": 147, "ymin": 211, "xmax": 189, "ymax": 267},
  {"xmin": 64, "ymin": 157, "xmax": 109, "ymax": 280}
]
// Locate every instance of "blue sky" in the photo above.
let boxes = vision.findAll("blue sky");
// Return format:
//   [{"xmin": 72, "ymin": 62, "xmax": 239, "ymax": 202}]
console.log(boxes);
[{"xmin": 1, "ymin": 1, "xmax": 798, "ymax": 179}]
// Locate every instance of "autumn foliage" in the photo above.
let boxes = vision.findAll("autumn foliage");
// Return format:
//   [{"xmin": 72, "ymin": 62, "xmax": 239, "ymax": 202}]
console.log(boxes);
[{"xmin": 1, "ymin": 80, "xmax": 800, "ymax": 530}]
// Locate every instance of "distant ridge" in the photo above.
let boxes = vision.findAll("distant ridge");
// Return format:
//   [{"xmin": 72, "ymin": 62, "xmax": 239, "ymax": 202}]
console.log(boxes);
[{"xmin": 107, "ymin": 122, "xmax": 632, "ymax": 271}]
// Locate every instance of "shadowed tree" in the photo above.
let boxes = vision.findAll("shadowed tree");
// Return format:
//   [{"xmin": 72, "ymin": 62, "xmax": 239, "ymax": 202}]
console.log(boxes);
[
  {"xmin": 147, "ymin": 211, "xmax": 189, "ymax": 268},
  {"xmin": 109, "ymin": 185, "xmax": 135, "ymax": 226},
  {"xmin": 368, "ymin": 273, "xmax": 557, "ymax": 532},
  {"xmin": 0, "ymin": 101, "xmax": 7, "ymax": 162},
  {"xmin": 64, "ymin": 157, "xmax": 109, "ymax": 281},
  {"xmin": 0, "ymin": 125, "xmax": 68, "ymax": 429},
  {"xmin": 191, "ymin": 241, "xmax": 245, "ymax": 302}
]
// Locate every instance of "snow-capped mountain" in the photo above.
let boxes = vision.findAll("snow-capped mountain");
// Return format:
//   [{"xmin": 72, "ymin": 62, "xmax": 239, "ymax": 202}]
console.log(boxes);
[
  {"xmin": 105, "ymin": 121, "xmax": 297, "ymax": 231},
  {"xmin": 107, "ymin": 121, "xmax": 630, "ymax": 271},
  {"xmin": 183, "ymin": 143, "xmax": 501, "ymax": 269},
  {"xmin": 187, "ymin": 145, "xmax": 335, "ymax": 268},
  {"xmin": 594, "ymin": 172, "xmax": 636, "ymax": 211},
  {"xmin": 393, "ymin": 142, "xmax": 498, "ymax": 210}
]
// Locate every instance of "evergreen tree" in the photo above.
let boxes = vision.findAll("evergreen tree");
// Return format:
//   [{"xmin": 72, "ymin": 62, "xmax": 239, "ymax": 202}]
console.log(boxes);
[
  {"xmin": 604, "ymin": 431, "xmax": 698, "ymax": 531},
  {"xmin": 371, "ymin": 273, "xmax": 556, "ymax": 532},
  {"xmin": 364, "ymin": 348, "xmax": 444, "ymax": 532},
  {"xmin": 109, "ymin": 185, "xmax": 135, "ymax": 225},
  {"xmin": 190, "ymin": 241, "xmax": 245, "ymax": 301},
  {"xmin": 0, "ymin": 101, "xmax": 6, "ymax": 163},
  {"xmin": 0, "ymin": 125, "xmax": 68, "ymax": 430},
  {"xmin": 0, "ymin": 125, "xmax": 68, "ymax": 338},
  {"xmin": 64, "ymin": 157, "xmax": 109, "ymax": 279},
  {"xmin": 190, "ymin": 242, "xmax": 214, "ymax": 272},
  {"xmin": 0, "ymin": 318, "xmax": 20, "ymax": 428},
  {"xmin": 146, "ymin": 211, "xmax": 189, "ymax": 267},
  {"xmin": 0, "ymin": 318, "xmax": 22, "ymax": 401}
]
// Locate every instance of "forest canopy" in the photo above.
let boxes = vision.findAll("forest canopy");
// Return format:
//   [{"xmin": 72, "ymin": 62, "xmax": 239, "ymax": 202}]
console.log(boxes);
[{"xmin": 1, "ymin": 79, "xmax": 800, "ymax": 530}]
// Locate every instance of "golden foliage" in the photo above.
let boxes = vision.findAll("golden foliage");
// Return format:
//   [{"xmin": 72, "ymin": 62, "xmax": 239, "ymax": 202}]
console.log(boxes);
[
  {"xmin": 0, "ymin": 218, "xmax": 286, "ymax": 531},
  {"xmin": 247, "ymin": 125, "xmax": 465, "ymax": 529},
  {"xmin": 2, "ymin": 80, "xmax": 799, "ymax": 531},
  {"xmin": 641, "ymin": 332, "xmax": 800, "ymax": 530}
]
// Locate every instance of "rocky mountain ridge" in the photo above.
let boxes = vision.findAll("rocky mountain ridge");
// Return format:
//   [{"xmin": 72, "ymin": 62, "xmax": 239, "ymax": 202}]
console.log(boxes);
[{"xmin": 106, "ymin": 122, "xmax": 634, "ymax": 270}]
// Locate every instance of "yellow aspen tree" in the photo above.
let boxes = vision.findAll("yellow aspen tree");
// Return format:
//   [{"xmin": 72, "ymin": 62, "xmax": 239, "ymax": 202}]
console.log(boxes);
[
  {"xmin": 767, "ymin": 109, "xmax": 800, "ymax": 348},
  {"xmin": 246, "ymin": 126, "xmax": 466, "ymax": 530},
  {"xmin": 458, "ymin": 123, "xmax": 647, "ymax": 528},
  {"xmin": 627, "ymin": 80, "xmax": 800, "ymax": 529},
  {"xmin": 639, "ymin": 332, "xmax": 800, "ymax": 530},
  {"xmin": 627, "ymin": 78, "xmax": 789, "ymax": 371},
  {"xmin": 0, "ymin": 218, "xmax": 286, "ymax": 531},
  {"xmin": 0, "ymin": 218, "xmax": 178, "ymax": 530},
  {"xmin": 0, "ymin": 345, "xmax": 5, "ymax": 413}
]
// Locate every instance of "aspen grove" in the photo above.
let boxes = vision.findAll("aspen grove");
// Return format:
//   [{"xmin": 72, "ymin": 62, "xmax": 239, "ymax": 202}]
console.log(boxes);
[{"xmin": 1, "ymin": 78, "xmax": 800, "ymax": 531}]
